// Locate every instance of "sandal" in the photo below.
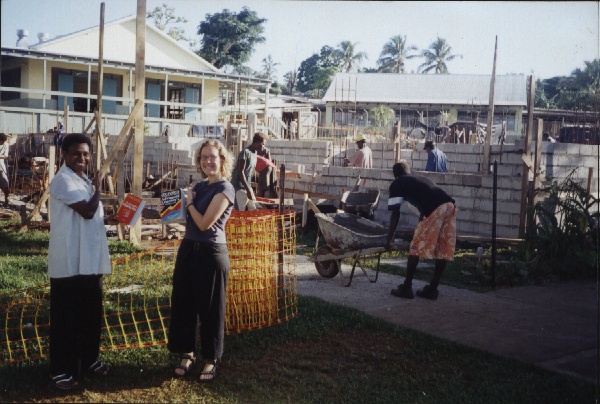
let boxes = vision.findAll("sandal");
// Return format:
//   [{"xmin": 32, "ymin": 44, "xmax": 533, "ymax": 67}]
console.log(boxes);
[
  {"xmin": 87, "ymin": 360, "xmax": 111, "ymax": 377},
  {"xmin": 50, "ymin": 373, "xmax": 79, "ymax": 391},
  {"xmin": 174, "ymin": 353, "xmax": 196, "ymax": 377},
  {"xmin": 199, "ymin": 360, "xmax": 218, "ymax": 383}
]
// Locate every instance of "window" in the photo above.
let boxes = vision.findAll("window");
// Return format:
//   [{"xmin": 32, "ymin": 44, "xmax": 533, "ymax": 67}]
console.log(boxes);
[{"xmin": 0, "ymin": 67, "xmax": 21, "ymax": 101}]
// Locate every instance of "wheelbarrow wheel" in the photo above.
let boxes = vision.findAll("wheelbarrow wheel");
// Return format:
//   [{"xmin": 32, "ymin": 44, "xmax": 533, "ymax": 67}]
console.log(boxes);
[{"xmin": 314, "ymin": 246, "xmax": 340, "ymax": 278}]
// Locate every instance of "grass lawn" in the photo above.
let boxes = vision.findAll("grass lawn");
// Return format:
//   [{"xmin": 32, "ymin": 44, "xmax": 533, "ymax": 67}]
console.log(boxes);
[
  {"xmin": 0, "ymin": 218, "xmax": 596, "ymax": 402},
  {"xmin": 0, "ymin": 296, "xmax": 595, "ymax": 403}
]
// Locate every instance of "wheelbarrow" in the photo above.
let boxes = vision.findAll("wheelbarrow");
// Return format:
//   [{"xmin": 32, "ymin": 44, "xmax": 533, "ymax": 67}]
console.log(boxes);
[
  {"xmin": 339, "ymin": 188, "xmax": 380, "ymax": 220},
  {"xmin": 308, "ymin": 209, "xmax": 406, "ymax": 287}
]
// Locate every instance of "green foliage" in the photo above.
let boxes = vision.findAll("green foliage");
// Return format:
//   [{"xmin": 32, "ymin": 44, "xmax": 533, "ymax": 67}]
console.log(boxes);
[
  {"xmin": 260, "ymin": 54, "xmax": 279, "ymax": 80},
  {"xmin": 337, "ymin": 40, "xmax": 368, "ymax": 73},
  {"xmin": 0, "ymin": 256, "xmax": 48, "ymax": 290},
  {"xmin": 377, "ymin": 34, "xmax": 418, "ymax": 73},
  {"xmin": 418, "ymin": 37, "xmax": 462, "ymax": 74},
  {"xmin": 196, "ymin": 7, "xmax": 266, "ymax": 69},
  {"xmin": 283, "ymin": 70, "xmax": 297, "ymax": 93},
  {"xmin": 534, "ymin": 59, "xmax": 599, "ymax": 110},
  {"xmin": 369, "ymin": 105, "xmax": 395, "ymax": 128},
  {"xmin": 146, "ymin": 3, "xmax": 192, "ymax": 45},
  {"xmin": 297, "ymin": 46, "xmax": 341, "ymax": 97},
  {"xmin": 528, "ymin": 170, "xmax": 598, "ymax": 279}
]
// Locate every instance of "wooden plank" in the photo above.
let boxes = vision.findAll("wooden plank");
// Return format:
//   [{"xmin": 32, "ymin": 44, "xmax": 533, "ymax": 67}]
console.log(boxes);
[
  {"xmin": 98, "ymin": 99, "xmax": 142, "ymax": 176},
  {"xmin": 482, "ymin": 35, "xmax": 498, "ymax": 174},
  {"xmin": 81, "ymin": 115, "xmax": 96, "ymax": 135},
  {"xmin": 519, "ymin": 75, "xmax": 536, "ymax": 238},
  {"xmin": 19, "ymin": 187, "xmax": 50, "ymax": 232},
  {"xmin": 47, "ymin": 145, "xmax": 56, "ymax": 223},
  {"xmin": 457, "ymin": 235, "xmax": 524, "ymax": 246},
  {"xmin": 302, "ymin": 193, "xmax": 308, "ymax": 227},
  {"xmin": 283, "ymin": 188, "xmax": 341, "ymax": 200},
  {"xmin": 307, "ymin": 199, "xmax": 321, "ymax": 214},
  {"xmin": 532, "ymin": 119, "xmax": 543, "ymax": 204},
  {"xmin": 131, "ymin": 0, "xmax": 146, "ymax": 248},
  {"xmin": 521, "ymin": 154, "xmax": 533, "ymax": 171}
]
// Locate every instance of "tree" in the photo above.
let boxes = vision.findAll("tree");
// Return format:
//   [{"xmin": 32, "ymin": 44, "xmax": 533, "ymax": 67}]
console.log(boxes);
[
  {"xmin": 369, "ymin": 105, "xmax": 395, "ymax": 128},
  {"xmin": 283, "ymin": 70, "xmax": 298, "ymax": 93},
  {"xmin": 147, "ymin": 3, "xmax": 193, "ymax": 45},
  {"xmin": 418, "ymin": 37, "xmax": 462, "ymax": 74},
  {"xmin": 230, "ymin": 65, "xmax": 257, "ymax": 77},
  {"xmin": 536, "ymin": 59, "xmax": 600, "ymax": 110},
  {"xmin": 297, "ymin": 46, "xmax": 342, "ymax": 97},
  {"xmin": 377, "ymin": 35, "xmax": 417, "ymax": 73},
  {"xmin": 261, "ymin": 55, "xmax": 280, "ymax": 81},
  {"xmin": 197, "ymin": 7, "xmax": 266, "ymax": 69},
  {"xmin": 337, "ymin": 41, "xmax": 367, "ymax": 72}
]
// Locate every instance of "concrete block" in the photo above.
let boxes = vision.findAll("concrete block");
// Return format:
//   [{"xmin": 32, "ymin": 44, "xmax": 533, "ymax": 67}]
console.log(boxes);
[
  {"xmin": 462, "ymin": 175, "xmax": 482, "ymax": 187},
  {"xmin": 501, "ymin": 201, "xmax": 522, "ymax": 215},
  {"xmin": 473, "ymin": 198, "xmax": 493, "ymax": 212},
  {"xmin": 457, "ymin": 221, "xmax": 475, "ymax": 235},
  {"xmin": 453, "ymin": 197, "xmax": 473, "ymax": 210}
]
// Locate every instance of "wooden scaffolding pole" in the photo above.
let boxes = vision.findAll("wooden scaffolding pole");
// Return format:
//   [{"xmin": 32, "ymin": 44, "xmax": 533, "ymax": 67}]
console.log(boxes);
[
  {"xmin": 131, "ymin": 0, "xmax": 146, "ymax": 245},
  {"xmin": 96, "ymin": 2, "xmax": 105, "ymax": 172},
  {"xmin": 482, "ymin": 35, "xmax": 497, "ymax": 174},
  {"xmin": 518, "ymin": 75, "xmax": 535, "ymax": 238}
]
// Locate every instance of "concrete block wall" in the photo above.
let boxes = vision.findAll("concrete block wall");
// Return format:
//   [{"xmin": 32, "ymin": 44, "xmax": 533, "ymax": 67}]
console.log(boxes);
[
  {"xmin": 10, "ymin": 133, "xmax": 598, "ymax": 235},
  {"xmin": 267, "ymin": 140, "xmax": 332, "ymax": 173},
  {"xmin": 305, "ymin": 166, "xmax": 523, "ymax": 239}
]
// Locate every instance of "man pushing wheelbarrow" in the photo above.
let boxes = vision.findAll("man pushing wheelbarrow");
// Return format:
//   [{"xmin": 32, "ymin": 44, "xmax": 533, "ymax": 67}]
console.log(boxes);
[{"xmin": 385, "ymin": 161, "xmax": 457, "ymax": 300}]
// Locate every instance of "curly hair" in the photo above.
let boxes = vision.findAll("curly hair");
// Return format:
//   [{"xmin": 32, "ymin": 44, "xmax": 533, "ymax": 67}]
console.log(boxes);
[
  {"xmin": 61, "ymin": 134, "xmax": 93, "ymax": 152},
  {"xmin": 194, "ymin": 140, "xmax": 234, "ymax": 181},
  {"xmin": 393, "ymin": 161, "xmax": 411, "ymax": 177}
]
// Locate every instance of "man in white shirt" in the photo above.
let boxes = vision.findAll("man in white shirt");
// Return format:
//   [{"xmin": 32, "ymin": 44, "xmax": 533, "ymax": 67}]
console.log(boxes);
[
  {"xmin": 345, "ymin": 133, "xmax": 373, "ymax": 169},
  {"xmin": 48, "ymin": 134, "xmax": 113, "ymax": 390}
]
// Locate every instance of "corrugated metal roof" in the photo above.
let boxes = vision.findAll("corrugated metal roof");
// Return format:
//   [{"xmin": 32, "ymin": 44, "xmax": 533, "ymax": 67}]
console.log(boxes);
[{"xmin": 322, "ymin": 73, "xmax": 527, "ymax": 106}]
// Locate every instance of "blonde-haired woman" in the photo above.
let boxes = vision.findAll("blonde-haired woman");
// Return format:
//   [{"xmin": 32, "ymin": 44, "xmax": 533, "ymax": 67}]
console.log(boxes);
[{"xmin": 168, "ymin": 140, "xmax": 234, "ymax": 383}]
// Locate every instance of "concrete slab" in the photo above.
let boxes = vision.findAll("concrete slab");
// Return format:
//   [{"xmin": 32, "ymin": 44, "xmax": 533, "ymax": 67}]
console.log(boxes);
[{"xmin": 295, "ymin": 255, "xmax": 597, "ymax": 384}]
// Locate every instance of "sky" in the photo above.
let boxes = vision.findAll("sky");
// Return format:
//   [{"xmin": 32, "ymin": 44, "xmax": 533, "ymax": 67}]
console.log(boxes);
[{"xmin": 1, "ymin": 0, "xmax": 598, "ymax": 84}]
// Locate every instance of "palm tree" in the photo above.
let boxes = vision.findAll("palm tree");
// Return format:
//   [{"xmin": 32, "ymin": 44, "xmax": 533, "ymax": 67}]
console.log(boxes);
[
  {"xmin": 261, "ymin": 55, "xmax": 280, "ymax": 80},
  {"xmin": 283, "ymin": 70, "xmax": 298, "ymax": 93},
  {"xmin": 377, "ymin": 35, "xmax": 417, "ymax": 73},
  {"xmin": 369, "ymin": 105, "xmax": 395, "ymax": 128},
  {"xmin": 337, "ymin": 41, "xmax": 368, "ymax": 73},
  {"xmin": 418, "ymin": 37, "xmax": 462, "ymax": 74}
]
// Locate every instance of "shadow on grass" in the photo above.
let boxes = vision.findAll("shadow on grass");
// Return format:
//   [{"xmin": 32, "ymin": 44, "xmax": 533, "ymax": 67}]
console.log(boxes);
[{"xmin": 0, "ymin": 296, "xmax": 594, "ymax": 403}]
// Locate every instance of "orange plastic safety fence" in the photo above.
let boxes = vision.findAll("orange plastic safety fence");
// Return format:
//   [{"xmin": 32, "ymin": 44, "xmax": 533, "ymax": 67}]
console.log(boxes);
[{"xmin": 0, "ymin": 209, "xmax": 298, "ymax": 364}]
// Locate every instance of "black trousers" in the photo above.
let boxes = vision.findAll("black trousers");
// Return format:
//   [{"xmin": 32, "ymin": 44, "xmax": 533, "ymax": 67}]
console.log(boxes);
[
  {"xmin": 49, "ymin": 274, "xmax": 103, "ymax": 377},
  {"xmin": 168, "ymin": 239, "xmax": 230, "ymax": 361}
]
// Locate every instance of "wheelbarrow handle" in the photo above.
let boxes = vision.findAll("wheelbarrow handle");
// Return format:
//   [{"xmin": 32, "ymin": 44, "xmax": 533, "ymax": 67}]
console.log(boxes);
[{"xmin": 307, "ymin": 199, "xmax": 322, "ymax": 214}]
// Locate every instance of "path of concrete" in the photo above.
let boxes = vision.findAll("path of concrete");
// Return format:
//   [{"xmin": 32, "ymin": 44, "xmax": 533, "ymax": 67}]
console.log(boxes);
[{"xmin": 295, "ymin": 255, "xmax": 598, "ymax": 384}]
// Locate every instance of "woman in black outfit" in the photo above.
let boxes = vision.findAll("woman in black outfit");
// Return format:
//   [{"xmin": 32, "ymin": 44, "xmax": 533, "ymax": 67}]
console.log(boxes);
[{"xmin": 167, "ymin": 140, "xmax": 234, "ymax": 382}]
